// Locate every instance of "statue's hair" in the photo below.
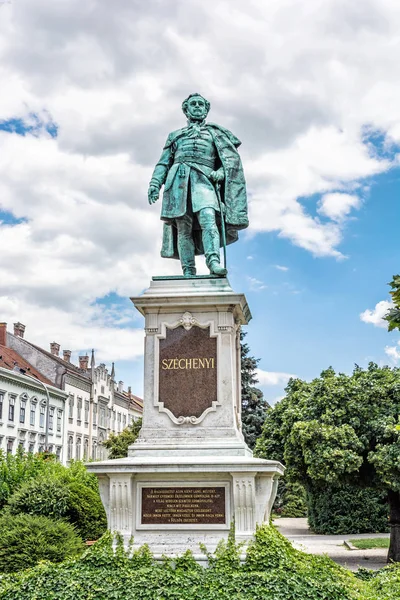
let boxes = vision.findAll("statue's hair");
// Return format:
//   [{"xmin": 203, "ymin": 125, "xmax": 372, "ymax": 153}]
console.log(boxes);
[{"xmin": 182, "ymin": 93, "xmax": 210, "ymax": 117}]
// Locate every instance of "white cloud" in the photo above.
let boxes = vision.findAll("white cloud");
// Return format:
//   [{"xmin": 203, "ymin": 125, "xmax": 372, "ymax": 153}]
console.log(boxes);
[
  {"xmin": 318, "ymin": 193, "xmax": 361, "ymax": 221},
  {"xmin": 256, "ymin": 369, "xmax": 295, "ymax": 387},
  {"xmin": 385, "ymin": 344, "xmax": 400, "ymax": 363},
  {"xmin": 274, "ymin": 265, "xmax": 289, "ymax": 271},
  {"xmin": 247, "ymin": 277, "xmax": 267, "ymax": 291},
  {"xmin": 360, "ymin": 300, "xmax": 393, "ymax": 328}
]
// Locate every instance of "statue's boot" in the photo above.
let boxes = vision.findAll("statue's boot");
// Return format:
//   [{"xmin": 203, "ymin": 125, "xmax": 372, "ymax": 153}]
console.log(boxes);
[
  {"xmin": 183, "ymin": 267, "xmax": 196, "ymax": 277},
  {"xmin": 209, "ymin": 261, "xmax": 227, "ymax": 276}
]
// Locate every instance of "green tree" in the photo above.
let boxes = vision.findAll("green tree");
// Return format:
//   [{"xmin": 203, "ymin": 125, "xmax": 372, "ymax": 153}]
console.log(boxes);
[
  {"xmin": 385, "ymin": 274, "xmax": 400, "ymax": 331},
  {"xmin": 102, "ymin": 418, "xmax": 142, "ymax": 459},
  {"xmin": 240, "ymin": 331, "xmax": 270, "ymax": 449},
  {"xmin": 255, "ymin": 364, "xmax": 400, "ymax": 562}
]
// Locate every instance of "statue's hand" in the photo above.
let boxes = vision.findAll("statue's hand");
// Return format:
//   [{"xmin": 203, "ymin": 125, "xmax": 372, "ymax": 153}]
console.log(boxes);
[
  {"xmin": 210, "ymin": 169, "xmax": 225, "ymax": 184},
  {"xmin": 148, "ymin": 184, "xmax": 160, "ymax": 205}
]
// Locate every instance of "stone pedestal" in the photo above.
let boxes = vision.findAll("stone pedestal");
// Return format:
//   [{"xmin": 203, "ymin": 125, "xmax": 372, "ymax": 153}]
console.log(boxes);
[{"xmin": 87, "ymin": 277, "xmax": 284, "ymax": 558}]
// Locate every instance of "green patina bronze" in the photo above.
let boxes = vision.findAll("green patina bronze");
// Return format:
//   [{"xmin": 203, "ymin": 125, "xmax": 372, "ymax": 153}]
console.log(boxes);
[{"xmin": 148, "ymin": 93, "xmax": 248, "ymax": 277}]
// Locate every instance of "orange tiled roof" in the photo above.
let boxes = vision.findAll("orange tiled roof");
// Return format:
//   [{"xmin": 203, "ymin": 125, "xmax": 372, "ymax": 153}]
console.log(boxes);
[{"xmin": 0, "ymin": 344, "xmax": 53, "ymax": 386}]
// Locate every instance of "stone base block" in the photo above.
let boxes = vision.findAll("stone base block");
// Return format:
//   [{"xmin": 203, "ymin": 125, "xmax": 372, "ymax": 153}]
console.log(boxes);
[{"xmin": 88, "ymin": 455, "xmax": 283, "ymax": 557}]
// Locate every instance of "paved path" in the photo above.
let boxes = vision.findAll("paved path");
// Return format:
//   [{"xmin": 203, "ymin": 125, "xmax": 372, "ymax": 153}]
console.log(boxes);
[{"xmin": 274, "ymin": 517, "xmax": 389, "ymax": 571}]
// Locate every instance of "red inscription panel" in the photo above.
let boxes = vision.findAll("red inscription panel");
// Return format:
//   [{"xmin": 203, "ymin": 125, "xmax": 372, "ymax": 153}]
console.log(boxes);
[{"xmin": 141, "ymin": 486, "xmax": 226, "ymax": 525}]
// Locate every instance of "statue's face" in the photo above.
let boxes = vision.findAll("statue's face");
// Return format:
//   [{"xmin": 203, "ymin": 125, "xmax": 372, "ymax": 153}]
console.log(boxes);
[{"xmin": 186, "ymin": 95, "xmax": 208, "ymax": 120}]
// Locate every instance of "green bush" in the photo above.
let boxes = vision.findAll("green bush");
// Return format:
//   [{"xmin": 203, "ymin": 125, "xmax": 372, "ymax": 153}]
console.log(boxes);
[
  {"xmin": 6, "ymin": 478, "xmax": 107, "ymax": 541},
  {"xmin": 0, "ymin": 525, "xmax": 364, "ymax": 599},
  {"xmin": 0, "ymin": 449, "xmax": 45, "ymax": 509},
  {"xmin": 307, "ymin": 483, "xmax": 389, "ymax": 534},
  {"xmin": 7, "ymin": 477, "xmax": 69, "ymax": 519},
  {"xmin": 273, "ymin": 480, "xmax": 307, "ymax": 517},
  {"xmin": 0, "ymin": 513, "xmax": 84, "ymax": 573},
  {"xmin": 65, "ymin": 482, "xmax": 107, "ymax": 541}
]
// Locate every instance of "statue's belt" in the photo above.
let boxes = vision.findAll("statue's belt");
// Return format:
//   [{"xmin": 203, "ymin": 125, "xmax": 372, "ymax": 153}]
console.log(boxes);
[{"xmin": 173, "ymin": 155, "xmax": 216, "ymax": 169}]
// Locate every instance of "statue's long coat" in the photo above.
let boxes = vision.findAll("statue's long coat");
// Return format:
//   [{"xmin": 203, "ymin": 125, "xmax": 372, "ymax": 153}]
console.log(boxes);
[{"xmin": 154, "ymin": 123, "xmax": 248, "ymax": 259}]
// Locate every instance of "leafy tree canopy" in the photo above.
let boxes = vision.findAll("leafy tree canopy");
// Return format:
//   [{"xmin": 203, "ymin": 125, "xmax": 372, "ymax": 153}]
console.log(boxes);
[
  {"xmin": 255, "ymin": 363, "xmax": 400, "ymax": 561},
  {"xmin": 385, "ymin": 275, "xmax": 400, "ymax": 331},
  {"xmin": 102, "ymin": 418, "xmax": 142, "ymax": 459}
]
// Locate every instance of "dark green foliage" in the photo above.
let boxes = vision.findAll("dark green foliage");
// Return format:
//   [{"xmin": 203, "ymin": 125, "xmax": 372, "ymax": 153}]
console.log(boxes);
[
  {"xmin": 7, "ymin": 477, "xmax": 69, "ymax": 519},
  {"xmin": 255, "ymin": 364, "xmax": 400, "ymax": 556},
  {"xmin": 0, "ymin": 513, "xmax": 83, "ymax": 574},
  {"xmin": 102, "ymin": 417, "xmax": 142, "ymax": 458},
  {"xmin": 240, "ymin": 331, "xmax": 270, "ymax": 449},
  {"xmin": 65, "ymin": 482, "xmax": 107, "ymax": 541},
  {"xmin": 5, "ymin": 477, "xmax": 107, "ymax": 541},
  {"xmin": 0, "ymin": 525, "xmax": 364, "ymax": 599},
  {"xmin": 307, "ymin": 483, "xmax": 389, "ymax": 534},
  {"xmin": 384, "ymin": 274, "xmax": 400, "ymax": 331},
  {"xmin": 274, "ymin": 480, "xmax": 308, "ymax": 517},
  {"xmin": 0, "ymin": 449, "xmax": 45, "ymax": 509}
]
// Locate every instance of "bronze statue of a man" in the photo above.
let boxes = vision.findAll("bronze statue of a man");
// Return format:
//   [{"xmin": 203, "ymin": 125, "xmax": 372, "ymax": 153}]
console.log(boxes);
[{"xmin": 148, "ymin": 93, "xmax": 248, "ymax": 277}]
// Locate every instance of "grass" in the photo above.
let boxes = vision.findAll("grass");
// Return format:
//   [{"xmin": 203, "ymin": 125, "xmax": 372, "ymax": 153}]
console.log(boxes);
[{"xmin": 348, "ymin": 537, "xmax": 389, "ymax": 550}]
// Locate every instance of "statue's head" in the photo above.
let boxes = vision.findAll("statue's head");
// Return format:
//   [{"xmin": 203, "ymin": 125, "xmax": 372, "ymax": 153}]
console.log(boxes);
[{"xmin": 182, "ymin": 93, "xmax": 210, "ymax": 121}]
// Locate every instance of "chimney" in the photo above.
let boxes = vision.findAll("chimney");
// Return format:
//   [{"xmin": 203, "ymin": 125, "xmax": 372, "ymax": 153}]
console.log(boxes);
[
  {"xmin": 118, "ymin": 380, "xmax": 124, "ymax": 393},
  {"xmin": 63, "ymin": 350, "xmax": 71, "ymax": 363},
  {"xmin": 50, "ymin": 342, "xmax": 60, "ymax": 357},
  {"xmin": 13, "ymin": 322, "xmax": 25, "ymax": 338},
  {"xmin": 128, "ymin": 386, "xmax": 132, "ymax": 399},
  {"xmin": 79, "ymin": 355, "xmax": 89, "ymax": 370},
  {"xmin": 0, "ymin": 323, "xmax": 7, "ymax": 347}
]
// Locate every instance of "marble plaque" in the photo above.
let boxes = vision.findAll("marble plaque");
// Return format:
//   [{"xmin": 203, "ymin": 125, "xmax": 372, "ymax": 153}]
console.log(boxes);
[
  {"xmin": 159, "ymin": 326, "xmax": 217, "ymax": 419},
  {"xmin": 141, "ymin": 486, "xmax": 226, "ymax": 525}
]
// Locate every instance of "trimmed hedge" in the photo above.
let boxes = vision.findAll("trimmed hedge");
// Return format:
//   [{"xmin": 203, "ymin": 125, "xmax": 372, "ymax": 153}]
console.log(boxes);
[
  {"xmin": 307, "ymin": 483, "xmax": 389, "ymax": 534},
  {"xmin": 65, "ymin": 482, "xmax": 107, "ymax": 541},
  {"xmin": 0, "ymin": 513, "xmax": 84, "ymax": 573}
]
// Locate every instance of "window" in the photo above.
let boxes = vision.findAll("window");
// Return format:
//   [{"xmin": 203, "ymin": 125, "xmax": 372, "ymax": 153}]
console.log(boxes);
[
  {"xmin": 107, "ymin": 409, "xmax": 111, "ymax": 428},
  {"xmin": 8, "ymin": 396, "xmax": 15, "ymax": 422},
  {"xmin": 19, "ymin": 397, "xmax": 26, "ymax": 424},
  {"xmin": 56, "ymin": 446, "xmax": 61, "ymax": 459},
  {"xmin": 6, "ymin": 439, "xmax": 13, "ymax": 454},
  {"xmin": 30, "ymin": 401, "xmax": 37, "ymax": 426},
  {"xmin": 84, "ymin": 438, "xmax": 89, "ymax": 459},
  {"xmin": 48, "ymin": 444, "xmax": 53, "ymax": 454},
  {"xmin": 76, "ymin": 438, "xmax": 81, "ymax": 460},
  {"xmin": 57, "ymin": 410, "xmax": 62, "ymax": 432},
  {"xmin": 48, "ymin": 407, "xmax": 54, "ymax": 431},
  {"xmin": 28, "ymin": 443, "xmax": 35, "ymax": 453},
  {"xmin": 93, "ymin": 404, "xmax": 97, "ymax": 425},
  {"xmin": 18, "ymin": 441, "xmax": 24, "ymax": 451},
  {"xmin": 101, "ymin": 385, "xmax": 105, "ymax": 394},
  {"xmin": 84, "ymin": 401, "xmax": 89, "ymax": 424},
  {"xmin": 68, "ymin": 395, "xmax": 74, "ymax": 419},
  {"xmin": 67, "ymin": 436, "xmax": 73, "ymax": 460},
  {"xmin": 99, "ymin": 408, "xmax": 105, "ymax": 427},
  {"xmin": 92, "ymin": 440, "xmax": 97, "ymax": 460},
  {"xmin": 77, "ymin": 398, "xmax": 82, "ymax": 422},
  {"xmin": 0, "ymin": 392, "xmax": 3, "ymax": 420},
  {"xmin": 39, "ymin": 404, "xmax": 45, "ymax": 428},
  {"xmin": 38, "ymin": 444, "xmax": 45, "ymax": 453},
  {"xmin": 123, "ymin": 414, "xmax": 126, "ymax": 426}
]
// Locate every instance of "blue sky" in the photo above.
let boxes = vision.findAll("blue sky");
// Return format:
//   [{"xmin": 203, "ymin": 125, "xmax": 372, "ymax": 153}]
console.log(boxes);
[{"xmin": 1, "ymin": 0, "xmax": 400, "ymax": 404}]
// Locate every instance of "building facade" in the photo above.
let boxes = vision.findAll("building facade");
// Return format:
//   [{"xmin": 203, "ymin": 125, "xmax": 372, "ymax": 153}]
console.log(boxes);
[{"xmin": 1, "ymin": 322, "xmax": 142, "ymax": 463}]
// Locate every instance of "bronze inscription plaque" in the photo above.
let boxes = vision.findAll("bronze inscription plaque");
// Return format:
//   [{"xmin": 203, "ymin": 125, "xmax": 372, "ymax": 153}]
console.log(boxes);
[
  {"xmin": 141, "ymin": 486, "xmax": 226, "ymax": 525},
  {"xmin": 159, "ymin": 326, "xmax": 217, "ymax": 419}
]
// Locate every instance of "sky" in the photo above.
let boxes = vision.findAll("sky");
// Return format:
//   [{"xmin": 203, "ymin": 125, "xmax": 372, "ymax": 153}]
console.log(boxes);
[{"xmin": 1, "ymin": 0, "xmax": 400, "ymax": 404}]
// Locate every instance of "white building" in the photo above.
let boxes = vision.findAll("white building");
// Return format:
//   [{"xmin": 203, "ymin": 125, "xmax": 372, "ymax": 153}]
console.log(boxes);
[
  {"xmin": 0, "ymin": 323, "xmax": 68, "ymax": 460},
  {"xmin": 1, "ymin": 321, "xmax": 143, "ymax": 463}
]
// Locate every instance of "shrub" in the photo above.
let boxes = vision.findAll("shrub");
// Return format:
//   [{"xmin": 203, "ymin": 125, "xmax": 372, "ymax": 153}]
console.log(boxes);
[
  {"xmin": 7, "ymin": 477, "xmax": 69, "ymax": 519},
  {"xmin": 6, "ymin": 478, "xmax": 107, "ymax": 541},
  {"xmin": 273, "ymin": 480, "xmax": 307, "ymax": 517},
  {"xmin": 65, "ymin": 482, "xmax": 107, "ymax": 540},
  {"xmin": 0, "ymin": 449, "xmax": 45, "ymax": 509},
  {"xmin": 307, "ymin": 483, "xmax": 389, "ymax": 534},
  {"xmin": 0, "ymin": 525, "xmax": 364, "ymax": 599},
  {"xmin": 0, "ymin": 513, "xmax": 84, "ymax": 573}
]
